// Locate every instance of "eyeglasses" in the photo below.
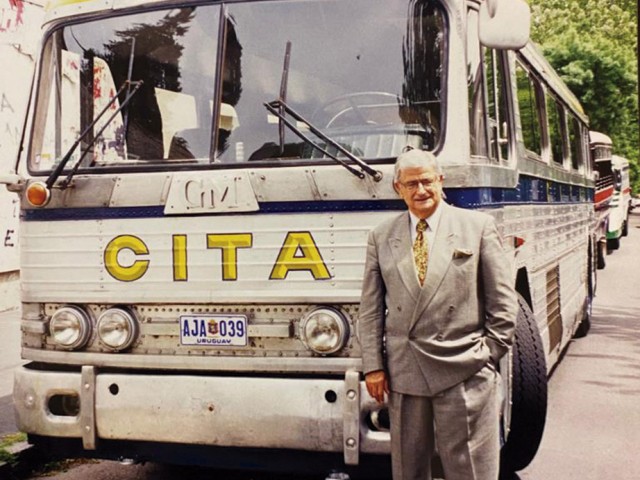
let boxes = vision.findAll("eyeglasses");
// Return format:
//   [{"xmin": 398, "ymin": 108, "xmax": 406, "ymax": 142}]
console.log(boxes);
[{"xmin": 398, "ymin": 176, "xmax": 441, "ymax": 191}]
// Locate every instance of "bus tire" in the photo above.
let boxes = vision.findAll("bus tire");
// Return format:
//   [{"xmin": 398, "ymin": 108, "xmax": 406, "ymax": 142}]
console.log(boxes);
[
  {"xmin": 500, "ymin": 295, "xmax": 548, "ymax": 474},
  {"xmin": 607, "ymin": 237, "xmax": 620, "ymax": 251},
  {"xmin": 622, "ymin": 219, "xmax": 629, "ymax": 237},
  {"xmin": 574, "ymin": 299, "xmax": 591, "ymax": 338},
  {"xmin": 574, "ymin": 255, "xmax": 594, "ymax": 338},
  {"xmin": 596, "ymin": 242, "xmax": 606, "ymax": 269}
]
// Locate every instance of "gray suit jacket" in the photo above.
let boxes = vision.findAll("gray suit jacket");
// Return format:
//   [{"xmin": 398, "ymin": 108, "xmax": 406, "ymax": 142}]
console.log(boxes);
[{"xmin": 358, "ymin": 203, "xmax": 517, "ymax": 396}]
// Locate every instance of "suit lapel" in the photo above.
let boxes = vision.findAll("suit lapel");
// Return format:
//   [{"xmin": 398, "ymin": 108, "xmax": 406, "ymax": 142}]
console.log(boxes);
[
  {"xmin": 410, "ymin": 204, "xmax": 456, "ymax": 329},
  {"xmin": 388, "ymin": 213, "xmax": 421, "ymax": 302}
]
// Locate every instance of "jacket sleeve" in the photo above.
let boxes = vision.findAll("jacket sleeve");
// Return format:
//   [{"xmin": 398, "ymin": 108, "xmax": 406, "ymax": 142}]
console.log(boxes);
[
  {"xmin": 358, "ymin": 229, "xmax": 387, "ymax": 375},
  {"xmin": 480, "ymin": 216, "xmax": 518, "ymax": 364}
]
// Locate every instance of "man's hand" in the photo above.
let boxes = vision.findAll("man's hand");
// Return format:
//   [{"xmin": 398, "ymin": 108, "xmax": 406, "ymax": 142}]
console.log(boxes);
[{"xmin": 365, "ymin": 370, "xmax": 389, "ymax": 404}]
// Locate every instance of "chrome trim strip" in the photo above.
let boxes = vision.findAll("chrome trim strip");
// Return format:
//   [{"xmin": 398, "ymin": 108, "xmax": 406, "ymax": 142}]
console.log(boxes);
[
  {"xmin": 248, "ymin": 323, "xmax": 293, "ymax": 338},
  {"xmin": 343, "ymin": 369, "xmax": 361, "ymax": 465},
  {"xmin": 23, "ymin": 348, "xmax": 361, "ymax": 373},
  {"xmin": 80, "ymin": 366, "xmax": 97, "ymax": 450}
]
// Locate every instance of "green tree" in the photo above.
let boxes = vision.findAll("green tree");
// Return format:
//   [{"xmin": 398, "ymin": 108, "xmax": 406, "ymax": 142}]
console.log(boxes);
[{"xmin": 528, "ymin": 0, "xmax": 640, "ymax": 191}]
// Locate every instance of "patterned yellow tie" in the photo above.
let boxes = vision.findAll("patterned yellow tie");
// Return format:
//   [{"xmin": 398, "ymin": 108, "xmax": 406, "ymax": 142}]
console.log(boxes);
[{"xmin": 414, "ymin": 219, "xmax": 428, "ymax": 286}]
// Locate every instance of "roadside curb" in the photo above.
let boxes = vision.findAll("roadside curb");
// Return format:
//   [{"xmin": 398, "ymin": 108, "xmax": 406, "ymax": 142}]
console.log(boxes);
[{"xmin": 0, "ymin": 441, "xmax": 44, "ymax": 479}]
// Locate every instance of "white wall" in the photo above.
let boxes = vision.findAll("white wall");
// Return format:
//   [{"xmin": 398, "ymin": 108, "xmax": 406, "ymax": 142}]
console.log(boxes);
[{"xmin": 0, "ymin": 0, "xmax": 44, "ymax": 309}]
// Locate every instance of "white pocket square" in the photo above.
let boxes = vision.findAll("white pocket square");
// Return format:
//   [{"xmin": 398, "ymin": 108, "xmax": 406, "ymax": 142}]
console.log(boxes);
[{"xmin": 453, "ymin": 248, "xmax": 473, "ymax": 259}]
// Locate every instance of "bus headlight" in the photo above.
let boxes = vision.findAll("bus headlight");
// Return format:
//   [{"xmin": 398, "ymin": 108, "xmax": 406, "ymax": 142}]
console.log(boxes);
[
  {"xmin": 49, "ymin": 306, "xmax": 93, "ymax": 350},
  {"xmin": 97, "ymin": 308, "xmax": 139, "ymax": 351},
  {"xmin": 300, "ymin": 307, "xmax": 349, "ymax": 355}
]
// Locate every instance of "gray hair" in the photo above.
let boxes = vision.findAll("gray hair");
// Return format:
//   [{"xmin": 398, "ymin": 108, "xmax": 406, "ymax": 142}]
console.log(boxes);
[{"xmin": 393, "ymin": 149, "xmax": 442, "ymax": 183}]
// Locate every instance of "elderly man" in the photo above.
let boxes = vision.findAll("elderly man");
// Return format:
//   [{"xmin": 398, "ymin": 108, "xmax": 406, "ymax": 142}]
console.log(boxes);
[{"xmin": 358, "ymin": 149, "xmax": 517, "ymax": 480}]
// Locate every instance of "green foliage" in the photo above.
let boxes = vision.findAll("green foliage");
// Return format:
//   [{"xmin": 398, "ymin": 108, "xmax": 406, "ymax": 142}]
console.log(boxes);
[
  {"xmin": 530, "ymin": 0, "xmax": 636, "ymax": 47},
  {"xmin": 0, "ymin": 432, "xmax": 27, "ymax": 466},
  {"xmin": 528, "ymin": 0, "xmax": 640, "ymax": 191}
]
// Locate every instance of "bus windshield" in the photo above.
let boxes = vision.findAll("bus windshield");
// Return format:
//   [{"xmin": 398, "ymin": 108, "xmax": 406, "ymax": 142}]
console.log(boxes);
[{"xmin": 29, "ymin": 0, "xmax": 445, "ymax": 172}]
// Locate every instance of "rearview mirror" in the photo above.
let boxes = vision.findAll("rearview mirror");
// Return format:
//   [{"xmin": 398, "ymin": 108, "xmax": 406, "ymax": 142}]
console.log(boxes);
[
  {"xmin": 0, "ymin": 173, "xmax": 25, "ymax": 192},
  {"xmin": 479, "ymin": 0, "xmax": 531, "ymax": 50}
]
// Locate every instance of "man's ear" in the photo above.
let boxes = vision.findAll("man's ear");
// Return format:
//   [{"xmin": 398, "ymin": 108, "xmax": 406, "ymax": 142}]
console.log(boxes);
[
  {"xmin": 393, "ymin": 182, "xmax": 400, "ymax": 194},
  {"xmin": 439, "ymin": 175, "xmax": 446, "ymax": 198}
]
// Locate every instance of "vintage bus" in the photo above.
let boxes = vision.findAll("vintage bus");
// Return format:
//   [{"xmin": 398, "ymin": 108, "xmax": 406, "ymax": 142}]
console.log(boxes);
[
  {"xmin": 2, "ymin": 0, "xmax": 595, "ymax": 476},
  {"xmin": 606, "ymin": 155, "xmax": 631, "ymax": 251},
  {"xmin": 589, "ymin": 131, "xmax": 614, "ymax": 269}
]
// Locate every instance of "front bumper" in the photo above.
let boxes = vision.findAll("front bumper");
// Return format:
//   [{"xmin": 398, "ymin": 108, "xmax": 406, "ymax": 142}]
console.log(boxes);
[{"xmin": 13, "ymin": 365, "xmax": 390, "ymax": 466}]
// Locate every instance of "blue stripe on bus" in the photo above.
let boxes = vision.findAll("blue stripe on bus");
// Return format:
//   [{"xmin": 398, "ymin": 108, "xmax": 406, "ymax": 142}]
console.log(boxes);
[
  {"xmin": 448, "ymin": 177, "xmax": 593, "ymax": 208},
  {"xmin": 23, "ymin": 178, "xmax": 594, "ymax": 222},
  {"xmin": 23, "ymin": 201, "xmax": 406, "ymax": 221}
]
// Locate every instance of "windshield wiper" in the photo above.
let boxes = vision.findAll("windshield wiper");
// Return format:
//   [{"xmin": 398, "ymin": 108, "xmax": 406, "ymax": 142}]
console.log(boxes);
[
  {"xmin": 46, "ymin": 80, "xmax": 143, "ymax": 190},
  {"xmin": 277, "ymin": 41, "xmax": 292, "ymax": 155},
  {"xmin": 264, "ymin": 99, "xmax": 382, "ymax": 182},
  {"xmin": 123, "ymin": 38, "xmax": 137, "ymax": 138}
]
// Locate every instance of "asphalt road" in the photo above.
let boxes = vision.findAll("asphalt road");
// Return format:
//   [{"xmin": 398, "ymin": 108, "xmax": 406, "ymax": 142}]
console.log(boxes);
[
  {"xmin": 3, "ymin": 212, "xmax": 640, "ymax": 479},
  {"xmin": 518, "ymin": 211, "xmax": 640, "ymax": 479}
]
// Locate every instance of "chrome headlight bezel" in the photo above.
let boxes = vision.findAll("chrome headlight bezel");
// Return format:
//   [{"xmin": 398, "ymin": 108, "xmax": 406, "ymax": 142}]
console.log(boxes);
[
  {"xmin": 96, "ymin": 307, "xmax": 139, "ymax": 352},
  {"xmin": 300, "ymin": 307, "xmax": 350, "ymax": 355},
  {"xmin": 49, "ymin": 305, "xmax": 93, "ymax": 350}
]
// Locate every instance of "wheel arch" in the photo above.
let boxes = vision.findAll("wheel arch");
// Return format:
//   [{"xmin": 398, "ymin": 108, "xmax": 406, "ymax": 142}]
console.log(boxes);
[{"xmin": 514, "ymin": 267, "xmax": 532, "ymax": 311}]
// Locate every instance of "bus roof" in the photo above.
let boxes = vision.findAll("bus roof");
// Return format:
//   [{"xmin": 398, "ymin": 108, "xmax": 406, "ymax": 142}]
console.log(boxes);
[
  {"xmin": 611, "ymin": 155, "xmax": 629, "ymax": 168},
  {"xmin": 589, "ymin": 131, "xmax": 612, "ymax": 146}
]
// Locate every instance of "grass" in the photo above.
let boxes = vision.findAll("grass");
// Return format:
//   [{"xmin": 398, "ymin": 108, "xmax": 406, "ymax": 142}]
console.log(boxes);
[{"xmin": 0, "ymin": 432, "xmax": 27, "ymax": 466}]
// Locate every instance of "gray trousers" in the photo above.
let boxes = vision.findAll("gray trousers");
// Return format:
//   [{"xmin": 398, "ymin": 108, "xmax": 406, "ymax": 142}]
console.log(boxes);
[{"xmin": 389, "ymin": 365, "xmax": 501, "ymax": 480}]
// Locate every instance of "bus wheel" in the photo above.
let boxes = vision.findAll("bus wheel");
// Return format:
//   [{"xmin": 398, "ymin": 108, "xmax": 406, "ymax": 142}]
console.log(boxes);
[
  {"xmin": 607, "ymin": 237, "xmax": 620, "ymax": 251},
  {"xmin": 574, "ymin": 257, "xmax": 594, "ymax": 338},
  {"xmin": 622, "ymin": 219, "xmax": 629, "ymax": 237},
  {"xmin": 574, "ymin": 296, "xmax": 592, "ymax": 338},
  {"xmin": 573, "ymin": 278, "xmax": 593, "ymax": 338},
  {"xmin": 500, "ymin": 295, "xmax": 548, "ymax": 474},
  {"xmin": 596, "ymin": 241, "xmax": 606, "ymax": 269}
]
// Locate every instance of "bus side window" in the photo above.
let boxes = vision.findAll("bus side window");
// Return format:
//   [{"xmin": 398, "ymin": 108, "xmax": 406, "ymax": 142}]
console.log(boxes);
[
  {"xmin": 467, "ymin": 7, "xmax": 488, "ymax": 159},
  {"xmin": 582, "ymin": 124, "xmax": 591, "ymax": 176},
  {"xmin": 485, "ymin": 49, "xmax": 509, "ymax": 162},
  {"xmin": 466, "ymin": 7, "xmax": 509, "ymax": 164},
  {"xmin": 568, "ymin": 114, "xmax": 584, "ymax": 172},
  {"xmin": 515, "ymin": 62, "xmax": 543, "ymax": 159},
  {"xmin": 546, "ymin": 93, "xmax": 566, "ymax": 167}
]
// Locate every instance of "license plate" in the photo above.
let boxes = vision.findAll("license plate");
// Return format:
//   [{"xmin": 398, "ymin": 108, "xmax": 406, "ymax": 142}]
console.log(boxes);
[{"xmin": 179, "ymin": 314, "xmax": 248, "ymax": 347}]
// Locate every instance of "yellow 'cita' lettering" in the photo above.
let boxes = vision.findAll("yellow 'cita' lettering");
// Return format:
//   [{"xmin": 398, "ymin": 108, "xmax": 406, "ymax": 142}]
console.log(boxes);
[
  {"xmin": 173, "ymin": 235, "xmax": 188, "ymax": 281},
  {"xmin": 270, "ymin": 231, "xmax": 331, "ymax": 280},
  {"xmin": 207, "ymin": 233, "xmax": 253, "ymax": 281},
  {"xmin": 104, "ymin": 235, "xmax": 150, "ymax": 282}
]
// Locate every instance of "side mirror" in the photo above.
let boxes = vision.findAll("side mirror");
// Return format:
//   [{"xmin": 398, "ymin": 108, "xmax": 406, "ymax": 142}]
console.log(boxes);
[
  {"xmin": 0, "ymin": 173, "xmax": 25, "ymax": 193},
  {"xmin": 479, "ymin": 0, "xmax": 531, "ymax": 50}
]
